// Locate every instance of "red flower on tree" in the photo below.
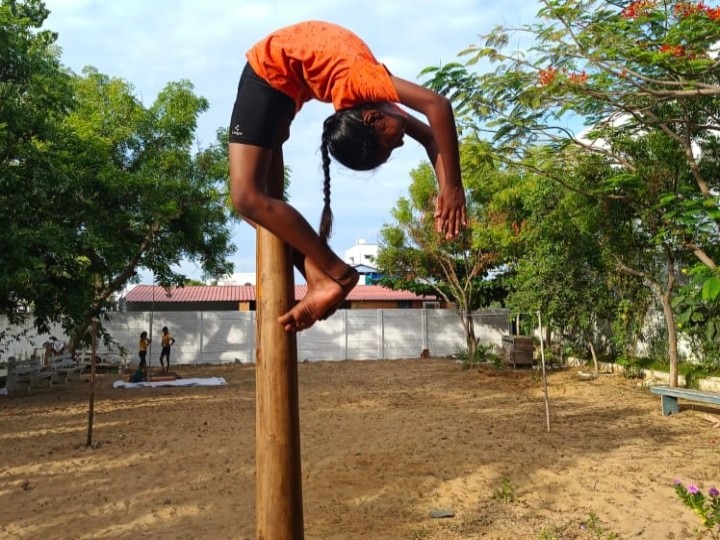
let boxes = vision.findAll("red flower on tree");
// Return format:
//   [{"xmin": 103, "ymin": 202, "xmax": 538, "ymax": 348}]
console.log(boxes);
[
  {"xmin": 568, "ymin": 71, "xmax": 588, "ymax": 84},
  {"xmin": 538, "ymin": 66, "xmax": 557, "ymax": 86},
  {"xmin": 659, "ymin": 43, "xmax": 687, "ymax": 57},
  {"xmin": 674, "ymin": 2, "xmax": 707, "ymax": 17},
  {"xmin": 674, "ymin": 1, "xmax": 720, "ymax": 19},
  {"xmin": 622, "ymin": 0, "xmax": 654, "ymax": 19},
  {"xmin": 704, "ymin": 5, "xmax": 720, "ymax": 19}
]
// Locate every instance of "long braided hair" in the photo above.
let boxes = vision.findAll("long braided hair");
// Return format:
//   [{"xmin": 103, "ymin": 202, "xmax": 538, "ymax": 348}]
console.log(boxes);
[
  {"xmin": 319, "ymin": 133, "xmax": 334, "ymax": 244},
  {"xmin": 319, "ymin": 105, "xmax": 384, "ymax": 243}
]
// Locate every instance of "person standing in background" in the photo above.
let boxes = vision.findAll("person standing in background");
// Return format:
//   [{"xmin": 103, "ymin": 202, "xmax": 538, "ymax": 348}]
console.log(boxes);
[
  {"xmin": 138, "ymin": 331, "xmax": 151, "ymax": 374},
  {"xmin": 158, "ymin": 326, "xmax": 176, "ymax": 374}
]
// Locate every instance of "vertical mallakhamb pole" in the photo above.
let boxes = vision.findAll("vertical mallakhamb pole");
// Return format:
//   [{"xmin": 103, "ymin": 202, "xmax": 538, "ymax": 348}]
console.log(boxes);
[{"xmin": 255, "ymin": 175, "xmax": 304, "ymax": 539}]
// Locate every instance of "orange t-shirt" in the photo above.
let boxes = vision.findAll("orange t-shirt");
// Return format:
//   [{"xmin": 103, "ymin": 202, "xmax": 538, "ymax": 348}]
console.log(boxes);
[{"xmin": 246, "ymin": 21, "xmax": 400, "ymax": 112}]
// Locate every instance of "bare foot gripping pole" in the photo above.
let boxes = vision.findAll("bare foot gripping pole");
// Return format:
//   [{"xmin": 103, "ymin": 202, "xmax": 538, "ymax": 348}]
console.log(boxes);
[{"xmin": 255, "ymin": 180, "xmax": 305, "ymax": 539}]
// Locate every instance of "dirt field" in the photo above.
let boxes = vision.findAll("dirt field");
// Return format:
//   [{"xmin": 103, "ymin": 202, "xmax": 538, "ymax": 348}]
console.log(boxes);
[{"xmin": 1, "ymin": 359, "xmax": 719, "ymax": 539}]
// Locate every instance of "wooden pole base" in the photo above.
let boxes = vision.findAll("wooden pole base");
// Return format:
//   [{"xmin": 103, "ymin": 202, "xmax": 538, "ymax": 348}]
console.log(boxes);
[{"xmin": 255, "ymin": 225, "xmax": 304, "ymax": 540}]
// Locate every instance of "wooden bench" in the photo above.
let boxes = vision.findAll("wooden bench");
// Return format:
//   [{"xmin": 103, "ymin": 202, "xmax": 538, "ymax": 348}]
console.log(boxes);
[
  {"xmin": 6, "ymin": 356, "xmax": 54, "ymax": 393},
  {"xmin": 47, "ymin": 353, "xmax": 83, "ymax": 384},
  {"xmin": 76, "ymin": 350, "xmax": 127, "ymax": 374},
  {"xmin": 649, "ymin": 386, "xmax": 720, "ymax": 416}
]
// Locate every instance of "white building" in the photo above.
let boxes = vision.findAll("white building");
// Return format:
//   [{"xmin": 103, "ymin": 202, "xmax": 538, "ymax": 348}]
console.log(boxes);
[
  {"xmin": 344, "ymin": 238, "xmax": 378, "ymax": 267},
  {"xmin": 344, "ymin": 239, "xmax": 380, "ymax": 285},
  {"xmin": 216, "ymin": 272, "xmax": 256, "ymax": 286}
]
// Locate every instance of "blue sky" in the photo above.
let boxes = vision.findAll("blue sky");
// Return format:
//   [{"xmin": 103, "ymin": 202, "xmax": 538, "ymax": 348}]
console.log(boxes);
[{"xmin": 43, "ymin": 0, "xmax": 539, "ymax": 283}]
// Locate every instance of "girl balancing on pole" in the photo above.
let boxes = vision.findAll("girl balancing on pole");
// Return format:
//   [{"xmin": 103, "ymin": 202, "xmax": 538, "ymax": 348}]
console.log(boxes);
[{"xmin": 229, "ymin": 20, "xmax": 467, "ymax": 332}]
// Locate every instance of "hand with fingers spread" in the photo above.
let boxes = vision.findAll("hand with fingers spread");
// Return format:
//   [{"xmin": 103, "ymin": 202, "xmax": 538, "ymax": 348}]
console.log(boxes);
[{"xmin": 434, "ymin": 185, "xmax": 467, "ymax": 240}]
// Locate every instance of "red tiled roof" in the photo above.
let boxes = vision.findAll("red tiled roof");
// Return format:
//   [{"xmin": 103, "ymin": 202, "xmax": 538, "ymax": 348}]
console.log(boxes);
[{"xmin": 124, "ymin": 284, "xmax": 434, "ymax": 303}]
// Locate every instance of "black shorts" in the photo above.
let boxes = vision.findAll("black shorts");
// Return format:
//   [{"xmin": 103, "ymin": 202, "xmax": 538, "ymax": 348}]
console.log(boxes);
[{"xmin": 229, "ymin": 63, "xmax": 295, "ymax": 147}]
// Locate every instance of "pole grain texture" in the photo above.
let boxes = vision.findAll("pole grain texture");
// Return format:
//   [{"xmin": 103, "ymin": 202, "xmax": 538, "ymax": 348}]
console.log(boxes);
[{"xmin": 254, "ymin": 176, "xmax": 304, "ymax": 539}]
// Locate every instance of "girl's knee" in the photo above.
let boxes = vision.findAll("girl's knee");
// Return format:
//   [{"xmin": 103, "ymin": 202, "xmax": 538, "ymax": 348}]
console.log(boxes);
[{"xmin": 230, "ymin": 181, "xmax": 262, "ymax": 216}]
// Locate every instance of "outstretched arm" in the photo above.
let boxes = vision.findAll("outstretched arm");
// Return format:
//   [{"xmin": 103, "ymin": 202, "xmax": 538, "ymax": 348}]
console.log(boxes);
[{"xmin": 391, "ymin": 76, "xmax": 467, "ymax": 240}]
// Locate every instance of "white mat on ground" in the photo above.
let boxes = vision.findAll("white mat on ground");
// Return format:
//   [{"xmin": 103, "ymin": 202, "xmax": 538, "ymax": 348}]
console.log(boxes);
[{"xmin": 113, "ymin": 377, "xmax": 227, "ymax": 389}]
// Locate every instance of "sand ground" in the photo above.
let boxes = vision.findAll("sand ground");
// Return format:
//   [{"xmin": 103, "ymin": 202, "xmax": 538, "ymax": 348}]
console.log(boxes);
[{"xmin": 1, "ymin": 358, "xmax": 719, "ymax": 539}]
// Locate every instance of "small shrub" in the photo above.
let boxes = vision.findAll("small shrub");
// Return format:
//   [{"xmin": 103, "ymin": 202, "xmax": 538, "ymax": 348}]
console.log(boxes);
[
  {"xmin": 616, "ymin": 356, "xmax": 653, "ymax": 379},
  {"xmin": 492, "ymin": 477, "xmax": 515, "ymax": 503},
  {"xmin": 580, "ymin": 512, "xmax": 618, "ymax": 539},
  {"xmin": 537, "ymin": 527, "xmax": 559, "ymax": 540},
  {"xmin": 684, "ymin": 364, "xmax": 712, "ymax": 390},
  {"xmin": 458, "ymin": 344, "xmax": 504, "ymax": 370}
]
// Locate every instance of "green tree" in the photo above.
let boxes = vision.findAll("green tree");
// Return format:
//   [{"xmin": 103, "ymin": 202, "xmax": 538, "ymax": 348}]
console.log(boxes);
[
  {"xmin": 0, "ymin": 0, "xmax": 73, "ymax": 324},
  {"xmin": 500, "ymin": 151, "xmax": 655, "ymax": 362},
  {"xmin": 0, "ymin": 0, "xmax": 237, "ymax": 352},
  {"xmin": 423, "ymin": 0, "xmax": 720, "ymax": 384},
  {"xmin": 51, "ymin": 70, "xmax": 236, "ymax": 350},
  {"xmin": 673, "ymin": 265, "xmax": 720, "ymax": 368},
  {"xmin": 377, "ymin": 138, "xmax": 507, "ymax": 358}
]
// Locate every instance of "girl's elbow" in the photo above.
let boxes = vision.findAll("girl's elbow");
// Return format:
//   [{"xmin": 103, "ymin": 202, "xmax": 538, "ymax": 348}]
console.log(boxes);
[
  {"xmin": 435, "ymin": 95, "xmax": 455, "ymax": 118},
  {"xmin": 433, "ymin": 92, "xmax": 451, "ymax": 107}
]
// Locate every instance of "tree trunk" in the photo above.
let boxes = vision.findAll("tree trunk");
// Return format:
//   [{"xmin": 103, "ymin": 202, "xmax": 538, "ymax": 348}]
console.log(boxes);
[
  {"xmin": 460, "ymin": 309, "xmax": 477, "ymax": 359},
  {"xmin": 659, "ymin": 293, "xmax": 680, "ymax": 387},
  {"xmin": 544, "ymin": 324, "xmax": 551, "ymax": 350},
  {"xmin": 589, "ymin": 342, "xmax": 598, "ymax": 378},
  {"xmin": 615, "ymin": 257, "xmax": 678, "ymax": 387}
]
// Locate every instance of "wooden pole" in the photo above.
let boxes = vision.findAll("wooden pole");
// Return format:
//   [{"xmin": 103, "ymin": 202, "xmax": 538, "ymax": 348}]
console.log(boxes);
[
  {"xmin": 86, "ymin": 317, "xmax": 98, "ymax": 447},
  {"xmin": 255, "ymin": 185, "xmax": 304, "ymax": 538},
  {"xmin": 536, "ymin": 311, "xmax": 551, "ymax": 433}
]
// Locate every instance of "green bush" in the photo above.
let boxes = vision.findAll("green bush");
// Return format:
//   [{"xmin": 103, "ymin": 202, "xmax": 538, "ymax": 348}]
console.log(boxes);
[
  {"xmin": 616, "ymin": 356, "xmax": 653, "ymax": 379},
  {"xmin": 458, "ymin": 344, "xmax": 504, "ymax": 370}
]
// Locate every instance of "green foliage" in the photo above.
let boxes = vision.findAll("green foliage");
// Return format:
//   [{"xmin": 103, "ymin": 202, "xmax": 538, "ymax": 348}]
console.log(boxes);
[
  {"xmin": 537, "ymin": 527, "xmax": 559, "ymax": 540},
  {"xmin": 54, "ymin": 71, "xmax": 236, "ymax": 346},
  {"xmin": 491, "ymin": 477, "xmax": 516, "ymax": 503},
  {"xmin": 490, "ymin": 153, "xmax": 639, "ymax": 358},
  {"xmin": 377, "ymin": 138, "xmax": 508, "ymax": 358},
  {"xmin": 683, "ymin": 363, "xmax": 714, "ymax": 391},
  {"xmin": 423, "ymin": 0, "xmax": 720, "ymax": 376},
  {"xmin": 456, "ymin": 343, "xmax": 503, "ymax": 370},
  {"xmin": 673, "ymin": 265, "xmax": 720, "ymax": 369},
  {"xmin": 0, "ymin": 0, "xmax": 73, "ymax": 322},
  {"xmin": 538, "ymin": 516, "xmax": 618, "ymax": 540},
  {"xmin": 583, "ymin": 511, "xmax": 618, "ymax": 540},
  {"xmin": 0, "ymin": 1, "xmax": 237, "ymax": 349},
  {"xmin": 616, "ymin": 355, "xmax": 654, "ymax": 379},
  {"xmin": 615, "ymin": 355, "xmax": 720, "ymax": 386}
]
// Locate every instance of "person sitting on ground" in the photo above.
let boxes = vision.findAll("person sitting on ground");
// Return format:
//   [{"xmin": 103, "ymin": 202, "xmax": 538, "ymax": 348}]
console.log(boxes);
[{"xmin": 128, "ymin": 366, "xmax": 145, "ymax": 383}]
